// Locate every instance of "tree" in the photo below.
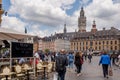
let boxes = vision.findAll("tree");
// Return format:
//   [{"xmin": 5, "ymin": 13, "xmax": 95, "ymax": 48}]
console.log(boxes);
[{"xmin": 44, "ymin": 49, "xmax": 50, "ymax": 53}]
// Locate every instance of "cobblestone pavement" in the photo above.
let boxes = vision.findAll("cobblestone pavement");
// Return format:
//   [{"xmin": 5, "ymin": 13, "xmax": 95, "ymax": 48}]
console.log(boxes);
[{"xmin": 49, "ymin": 56, "xmax": 120, "ymax": 80}]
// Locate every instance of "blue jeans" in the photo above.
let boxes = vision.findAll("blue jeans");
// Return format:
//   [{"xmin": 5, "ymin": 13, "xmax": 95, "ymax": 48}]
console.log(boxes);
[
  {"xmin": 58, "ymin": 71, "xmax": 66, "ymax": 80},
  {"xmin": 69, "ymin": 61, "xmax": 74, "ymax": 68}
]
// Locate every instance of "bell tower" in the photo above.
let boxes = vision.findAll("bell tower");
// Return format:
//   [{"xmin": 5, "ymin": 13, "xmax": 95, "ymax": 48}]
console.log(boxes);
[
  {"xmin": 0, "ymin": 0, "xmax": 4, "ymax": 27},
  {"xmin": 78, "ymin": 7, "xmax": 86, "ymax": 32}
]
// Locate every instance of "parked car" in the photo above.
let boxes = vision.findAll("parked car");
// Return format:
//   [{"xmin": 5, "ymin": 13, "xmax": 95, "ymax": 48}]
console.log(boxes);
[{"xmin": 92, "ymin": 51, "xmax": 101, "ymax": 56}]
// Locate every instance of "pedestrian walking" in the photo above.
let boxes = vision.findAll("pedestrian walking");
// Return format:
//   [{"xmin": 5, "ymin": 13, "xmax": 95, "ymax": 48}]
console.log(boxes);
[
  {"xmin": 99, "ymin": 51, "xmax": 111, "ymax": 78},
  {"xmin": 84, "ymin": 52, "xmax": 87, "ymax": 61},
  {"xmin": 68, "ymin": 52, "xmax": 74, "ymax": 71},
  {"xmin": 74, "ymin": 51, "xmax": 84, "ymax": 76},
  {"xmin": 55, "ymin": 49, "xmax": 68, "ymax": 80},
  {"xmin": 111, "ymin": 51, "xmax": 117, "ymax": 65},
  {"xmin": 88, "ymin": 53, "xmax": 92, "ymax": 63},
  {"xmin": 117, "ymin": 54, "xmax": 120, "ymax": 68},
  {"xmin": 33, "ymin": 51, "xmax": 42, "ymax": 66}
]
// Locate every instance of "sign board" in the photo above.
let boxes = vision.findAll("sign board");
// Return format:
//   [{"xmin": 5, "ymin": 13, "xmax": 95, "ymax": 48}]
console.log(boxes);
[{"xmin": 11, "ymin": 42, "xmax": 33, "ymax": 58}]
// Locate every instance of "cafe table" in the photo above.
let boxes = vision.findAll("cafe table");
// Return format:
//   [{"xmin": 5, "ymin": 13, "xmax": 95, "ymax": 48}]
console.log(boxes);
[
  {"xmin": 42, "ymin": 65, "xmax": 48, "ymax": 80},
  {"xmin": 23, "ymin": 67, "xmax": 33, "ymax": 80},
  {"xmin": 0, "ymin": 72, "xmax": 15, "ymax": 80}
]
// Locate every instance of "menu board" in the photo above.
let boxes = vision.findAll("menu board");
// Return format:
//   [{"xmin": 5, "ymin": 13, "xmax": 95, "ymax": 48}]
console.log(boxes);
[{"xmin": 11, "ymin": 42, "xmax": 33, "ymax": 58}]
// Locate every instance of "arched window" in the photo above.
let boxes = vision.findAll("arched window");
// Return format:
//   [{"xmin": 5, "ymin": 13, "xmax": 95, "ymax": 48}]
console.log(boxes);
[
  {"xmin": 115, "ymin": 46, "xmax": 117, "ymax": 50},
  {"xmin": 115, "ymin": 41, "xmax": 117, "ymax": 44},
  {"xmin": 106, "ymin": 41, "xmax": 109, "ymax": 44},
  {"xmin": 111, "ymin": 46, "xmax": 113, "ymax": 50},
  {"xmin": 99, "ymin": 46, "xmax": 101, "ymax": 50},
  {"xmin": 103, "ymin": 41, "xmax": 104, "ymax": 45},
  {"xmin": 111, "ymin": 41, "xmax": 113, "ymax": 44}
]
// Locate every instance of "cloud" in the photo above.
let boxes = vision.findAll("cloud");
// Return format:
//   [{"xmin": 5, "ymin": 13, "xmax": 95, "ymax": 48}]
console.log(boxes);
[
  {"xmin": 6, "ymin": 0, "xmax": 76, "ymax": 37},
  {"xmin": 2, "ymin": 0, "xmax": 120, "ymax": 37},
  {"xmin": 28, "ymin": 24, "xmax": 49, "ymax": 37},
  {"xmin": 1, "ymin": 16, "xmax": 26, "ymax": 33},
  {"xmin": 79, "ymin": 0, "xmax": 120, "ymax": 31},
  {"xmin": 9, "ymin": 0, "xmax": 75, "ymax": 27}
]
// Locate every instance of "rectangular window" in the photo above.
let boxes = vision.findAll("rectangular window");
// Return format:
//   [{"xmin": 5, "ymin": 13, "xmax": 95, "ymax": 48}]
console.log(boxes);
[
  {"xmin": 86, "ymin": 42, "xmax": 88, "ymax": 45},
  {"xmin": 111, "ymin": 41, "xmax": 113, "ymax": 44},
  {"xmin": 0, "ymin": 4, "xmax": 1, "ymax": 9},
  {"xmin": 115, "ymin": 41, "xmax": 117, "ymax": 44},
  {"xmin": 107, "ymin": 41, "xmax": 109, "ymax": 44},
  {"xmin": 115, "ymin": 46, "xmax": 117, "ymax": 50}
]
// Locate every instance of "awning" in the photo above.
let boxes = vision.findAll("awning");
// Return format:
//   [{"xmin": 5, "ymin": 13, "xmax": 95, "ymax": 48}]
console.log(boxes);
[{"xmin": 0, "ymin": 27, "xmax": 34, "ymax": 40}]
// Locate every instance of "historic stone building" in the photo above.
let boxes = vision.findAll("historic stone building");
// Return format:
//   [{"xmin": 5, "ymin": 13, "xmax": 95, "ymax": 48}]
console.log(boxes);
[
  {"xmin": 71, "ymin": 7, "xmax": 120, "ymax": 52},
  {"xmin": 71, "ymin": 24, "xmax": 120, "ymax": 52},
  {"xmin": 40, "ymin": 7, "xmax": 120, "ymax": 52},
  {"xmin": 39, "ymin": 36, "xmax": 70, "ymax": 52}
]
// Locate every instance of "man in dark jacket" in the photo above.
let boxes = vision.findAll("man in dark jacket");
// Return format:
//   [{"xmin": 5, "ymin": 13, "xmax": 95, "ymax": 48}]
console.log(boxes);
[{"xmin": 56, "ymin": 49, "xmax": 68, "ymax": 80}]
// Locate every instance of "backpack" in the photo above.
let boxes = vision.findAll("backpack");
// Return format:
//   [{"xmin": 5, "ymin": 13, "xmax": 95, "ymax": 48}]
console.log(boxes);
[{"xmin": 56, "ymin": 54, "xmax": 67, "ymax": 72}]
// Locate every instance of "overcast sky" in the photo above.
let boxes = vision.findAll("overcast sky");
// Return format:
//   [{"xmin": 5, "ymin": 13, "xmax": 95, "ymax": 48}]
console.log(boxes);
[{"xmin": 1, "ymin": 0, "xmax": 120, "ymax": 37}]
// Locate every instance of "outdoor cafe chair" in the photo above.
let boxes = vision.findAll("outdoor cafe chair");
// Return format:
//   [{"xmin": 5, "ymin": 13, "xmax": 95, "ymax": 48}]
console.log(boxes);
[
  {"xmin": 14, "ymin": 64, "xmax": 26, "ymax": 80},
  {"xmin": 47, "ymin": 62, "xmax": 53, "ymax": 73},
  {"xmin": 36, "ymin": 62, "xmax": 44, "ymax": 77},
  {"xmin": 22, "ymin": 63, "xmax": 34, "ymax": 73},
  {"xmin": 46, "ymin": 62, "xmax": 53, "ymax": 78},
  {"xmin": 0, "ymin": 66, "xmax": 12, "ymax": 80},
  {"xmin": 22, "ymin": 63, "xmax": 34, "ymax": 80}
]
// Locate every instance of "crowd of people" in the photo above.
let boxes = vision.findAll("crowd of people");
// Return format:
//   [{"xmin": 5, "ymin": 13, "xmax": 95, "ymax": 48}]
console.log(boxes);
[
  {"xmin": 54, "ymin": 50, "xmax": 120, "ymax": 80},
  {"xmin": 0, "ymin": 49, "xmax": 120, "ymax": 80}
]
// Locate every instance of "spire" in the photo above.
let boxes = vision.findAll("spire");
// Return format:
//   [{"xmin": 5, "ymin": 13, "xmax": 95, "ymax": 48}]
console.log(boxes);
[
  {"xmin": 93, "ymin": 20, "xmax": 96, "ymax": 25},
  {"xmin": 91, "ymin": 20, "xmax": 97, "ymax": 33},
  {"xmin": 64, "ymin": 23, "xmax": 67, "ymax": 33},
  {"xmin": 25, "ymin": 27, "xmax": 27, "ymax": 33},
  {"xmin": 92, "ymin": 20, "xmax": 96, "ymax": 28},
  {"xmin": 81, "ymin": 7, "xmax": 83, "ymax": 10},
  {"xmin": 80, "ymin": 6, "xmax": 84, "ymax": 17}
]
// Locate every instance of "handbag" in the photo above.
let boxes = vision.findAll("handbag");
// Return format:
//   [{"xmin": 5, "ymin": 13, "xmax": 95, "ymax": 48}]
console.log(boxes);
[
  {"xmin": 53, "ymin": 72, "xmax": 58, "ymax": 80},
  {"xmin": 80, "ymin": 58, "xmax": 83, "ymax": 64},
  {"xmin": 108, "ymin": 67, "xmax": 113, "ymax": 76}
]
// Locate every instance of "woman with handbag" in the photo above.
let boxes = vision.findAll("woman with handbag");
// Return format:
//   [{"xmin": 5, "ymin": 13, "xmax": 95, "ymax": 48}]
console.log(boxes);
[
  {"xmin": 99, "ymin": 51, "xmax": 111, "ymax": 78},
  {"xmin": 74, "ymin": 51, "xmax": 83, "ymax": 76}
]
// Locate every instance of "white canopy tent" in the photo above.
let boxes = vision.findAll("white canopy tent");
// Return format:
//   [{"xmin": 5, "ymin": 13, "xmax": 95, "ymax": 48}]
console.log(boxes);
[{"xmin": 0, "ymin": 27, "xmax": 34, "ymax": 40}]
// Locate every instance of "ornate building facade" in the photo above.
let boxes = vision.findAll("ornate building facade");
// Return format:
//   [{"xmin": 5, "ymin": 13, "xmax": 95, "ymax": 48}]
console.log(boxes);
[
  {"xmin": 39, "ymin": 7, "xmax": 120, "ymax": 52},
  {"xmin": 71, "ymin": 26, "xmax": 120, "ymax": 52},
  {"xmin": 71, "ymin": 7, "xmax": 120, "ymax": 52}
]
